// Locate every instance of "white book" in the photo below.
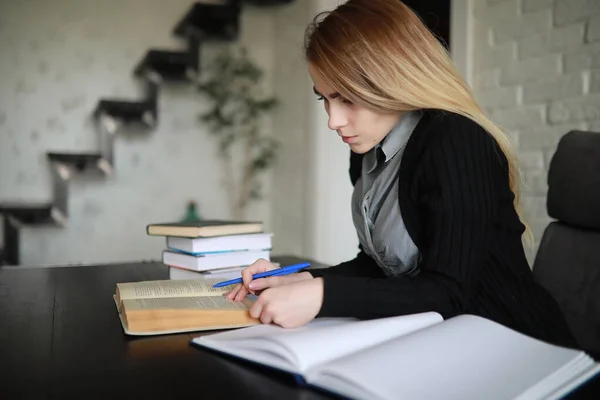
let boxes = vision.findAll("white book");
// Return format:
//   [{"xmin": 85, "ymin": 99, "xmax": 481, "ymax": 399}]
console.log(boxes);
[
  {"xmin": 162, "ymin": 249, "xmax": 270, "ymax": 272},
  {"xmin": 169, "ymin": 263, "xmax": 281, "ymax": 281},
  {"xmin": 166, "ymin": 233, "xmax": 272, "ymax": 254},
  {"xmin": 191, "ymin": 313, "xmax": 600, "ymax": 400},
  {"xmin": 169, "ymin": 266, "xmax": 245, "ymax": 281}
]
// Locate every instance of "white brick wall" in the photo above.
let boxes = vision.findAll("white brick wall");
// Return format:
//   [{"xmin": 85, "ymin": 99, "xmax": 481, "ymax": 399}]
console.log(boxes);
[
  {"xmin": 523, "ymin": 0, "xmax": 553, "ymax": 14},
  {"xmin": 0, "ymin": 0, "xmax": 275, "ymax": 266},
  {"xmin": 554, "ymin": 0, "xmax": 600, "ymax": 26},
  {"xmin": 500, "ymin": 53, "xmax": 561, "ymax": 85},
  {"xmin": 519, "ymin": 22, "xmax": 585, "ymax": 59},
  {"xmin": 472, "ymin": 0, "xmax": 600, "ymax": 264}
]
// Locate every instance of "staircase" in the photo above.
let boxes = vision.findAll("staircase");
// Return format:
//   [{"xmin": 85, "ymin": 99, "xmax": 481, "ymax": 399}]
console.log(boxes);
[{"xmin": 0, "ymin": 0, "xmax": 293, "ymax": 266}]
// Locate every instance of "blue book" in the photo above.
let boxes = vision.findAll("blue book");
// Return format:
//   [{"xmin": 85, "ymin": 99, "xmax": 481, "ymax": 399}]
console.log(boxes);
[{"xmin": 190, "ymin": 313, "xmax": 600, "ymax": 400}]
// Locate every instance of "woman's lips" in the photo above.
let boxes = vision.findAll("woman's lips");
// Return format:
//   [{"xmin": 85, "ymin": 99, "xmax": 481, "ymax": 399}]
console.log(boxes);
[{"xmin": 341, "ymin": 135, "xmax": 358, "ymax": 144}]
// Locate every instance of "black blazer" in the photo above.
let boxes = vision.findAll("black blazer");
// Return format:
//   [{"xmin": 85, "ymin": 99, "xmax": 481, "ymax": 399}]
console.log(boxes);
[{"xmin": 310, "ymin": 109, "xmax": 579, "ymax": 349}]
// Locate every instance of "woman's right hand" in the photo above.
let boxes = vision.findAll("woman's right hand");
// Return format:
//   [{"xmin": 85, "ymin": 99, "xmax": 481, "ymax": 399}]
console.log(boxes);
[{"xmin": 225, "ymin": 258, "xmax": 313, "ymax": 302}]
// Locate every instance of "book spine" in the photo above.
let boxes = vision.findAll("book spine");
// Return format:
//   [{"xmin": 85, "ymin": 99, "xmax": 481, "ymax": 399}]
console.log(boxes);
[{"xmin": 294, "ymin": 374, "xmax": 308, "ymax": 385}]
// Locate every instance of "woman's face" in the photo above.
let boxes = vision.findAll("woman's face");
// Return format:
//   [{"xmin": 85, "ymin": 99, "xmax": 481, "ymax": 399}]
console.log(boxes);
[{"xmin": 308, "ymin": 62, "xmax": 401, "ymax": 154}]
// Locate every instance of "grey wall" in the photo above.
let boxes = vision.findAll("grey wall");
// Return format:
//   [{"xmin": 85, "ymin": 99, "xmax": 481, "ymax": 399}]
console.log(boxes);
[
  {"xmin": 270, "ymin": 0, "xmax": 312, "ymax": 259},
  {"xmin": 471, "ymin": 0, "xmax": 600, "ymax": 261},
  {"xmin": 271, "ymin": 0, "xmax": 360, "ymax": 266}
]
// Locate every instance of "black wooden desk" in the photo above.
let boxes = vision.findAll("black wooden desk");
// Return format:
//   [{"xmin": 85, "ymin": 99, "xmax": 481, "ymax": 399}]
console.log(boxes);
[
  {"xmin": 0, "ymin": 256, "xmax": 335, "ymax": 399},
  {"xmin": 1, "ymin": 257, "xmax": 599, "ymax": 399}
]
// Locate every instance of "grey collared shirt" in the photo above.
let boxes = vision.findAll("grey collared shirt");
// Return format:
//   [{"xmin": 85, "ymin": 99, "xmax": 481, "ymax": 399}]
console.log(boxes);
[{"xmin": 351, "ymin": 110, "xmax": 423, "ymax": 276}]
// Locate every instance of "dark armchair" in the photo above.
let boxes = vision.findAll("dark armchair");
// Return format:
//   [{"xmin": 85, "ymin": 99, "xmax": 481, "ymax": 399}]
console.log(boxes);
[{"xmin": 532, "ymin": 130, "xmax": 600, "ymax": 355}]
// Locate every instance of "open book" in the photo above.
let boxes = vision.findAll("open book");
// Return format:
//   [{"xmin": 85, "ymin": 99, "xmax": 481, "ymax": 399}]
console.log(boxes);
[
  {"xmin": 191, "ymin": 313, "xmax": 600, "ymax": 400},
  {"xmin": 113, "ymin": 279, "xmax": 259, "ymax": 335}
]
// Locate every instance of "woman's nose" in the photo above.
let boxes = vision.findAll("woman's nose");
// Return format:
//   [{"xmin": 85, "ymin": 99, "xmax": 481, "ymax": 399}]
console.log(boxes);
[{"xmin": 327, "ymin": 105, "xmax": 348, "ymax": 131}]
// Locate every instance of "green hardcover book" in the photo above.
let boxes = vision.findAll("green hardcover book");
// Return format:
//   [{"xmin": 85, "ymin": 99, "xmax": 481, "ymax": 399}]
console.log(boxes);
[{"xmin": 146, "ymin": 220, "xmax": 263, "ymax": 238}]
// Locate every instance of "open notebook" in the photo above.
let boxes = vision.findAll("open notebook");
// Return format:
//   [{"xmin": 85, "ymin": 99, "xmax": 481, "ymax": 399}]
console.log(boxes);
[{"xmin": 191, "ymin": 313, "xmax": 600, "ymax": 400}]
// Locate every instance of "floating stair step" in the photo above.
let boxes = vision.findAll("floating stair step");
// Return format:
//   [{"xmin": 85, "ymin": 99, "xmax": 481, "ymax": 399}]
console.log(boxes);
[
  {"xmin": 94, "ymin": 99, "xmax": 156, "ymax": 127},
  {"xmin": 46, "ymin": 152, "xmax": 111, "ymax": 175},
  {"xmin": 134, "ymin": 49, "xmax": 193, "ymax": 82},
  {"xmin": 0, "ymin": 204, "xmax": 65, "ymax": 225},
  {"xmin": 173, "ymin": 1, "xmax": 241, "ymax": 40}
]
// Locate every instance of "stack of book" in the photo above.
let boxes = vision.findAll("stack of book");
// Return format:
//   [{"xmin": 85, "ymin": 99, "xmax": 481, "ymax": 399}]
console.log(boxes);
[{"xmin": 146, "ymin": 220, "xmax": 273, "ymax": 280}]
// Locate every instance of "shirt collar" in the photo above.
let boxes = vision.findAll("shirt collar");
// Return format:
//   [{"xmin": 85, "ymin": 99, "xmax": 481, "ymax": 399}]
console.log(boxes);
[{"xmin": 364, "ymin": 110, "xmax": 423, "ymax": 174}]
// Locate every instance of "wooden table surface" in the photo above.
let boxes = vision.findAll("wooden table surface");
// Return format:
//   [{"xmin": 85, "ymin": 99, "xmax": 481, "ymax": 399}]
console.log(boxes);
[{"xmin": 1, "ymin": 256, "xmax": 598, "ymax": 399}]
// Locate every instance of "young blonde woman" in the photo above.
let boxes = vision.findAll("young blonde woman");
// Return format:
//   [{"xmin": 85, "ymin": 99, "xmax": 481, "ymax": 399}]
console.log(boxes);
[{"xmin": 226, "ymin": 0, "xmax": 578, "ymax": 349}]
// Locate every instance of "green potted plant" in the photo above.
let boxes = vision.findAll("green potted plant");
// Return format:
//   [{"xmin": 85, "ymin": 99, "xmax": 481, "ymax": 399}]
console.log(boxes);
[{"xmin": 196, "ymin": 46, "xmax": 279, "ymax": 220}]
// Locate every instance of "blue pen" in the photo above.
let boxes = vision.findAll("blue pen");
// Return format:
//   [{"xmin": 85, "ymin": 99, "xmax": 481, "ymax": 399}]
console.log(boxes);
[{"xmin": 212, "ymin": 262, "xmax": 311, "ymax": 288}]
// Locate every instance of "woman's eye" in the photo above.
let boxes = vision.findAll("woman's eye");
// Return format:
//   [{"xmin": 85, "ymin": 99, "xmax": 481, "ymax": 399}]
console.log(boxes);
[{"xmin": 316, "ymin": 95, "xmax": 351, "ymax": 105}]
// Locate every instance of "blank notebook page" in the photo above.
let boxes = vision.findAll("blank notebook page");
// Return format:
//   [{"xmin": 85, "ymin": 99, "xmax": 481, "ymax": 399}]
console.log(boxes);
[
  {"xmin": 309, "ymin": 315, "xmax": 591, "ymax": 400},
  {"xmin": 267, "ymin": 312, "xmax": 443, "ymax": 372}
]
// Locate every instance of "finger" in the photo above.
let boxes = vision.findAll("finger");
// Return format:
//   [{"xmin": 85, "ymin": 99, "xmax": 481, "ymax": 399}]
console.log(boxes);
[
  {"xmin": 241, "ymin": 266, "xmax": 256, "ymax": 288},
  {"xmin": 249, "ymin": 300, "xmax": 263, "ymax": 319},
  {"xmin": 248, "ymin": 275, "xmax": 284, "ymax": 291},
  {"xmin": 225, "ymin": 284, "xmax": 242, "ymax": 300},
  {"xmin": 228, "ymin": 284, "xmax": 253, "ymax": 302},
  {"xmin": 254, "ymin": 258, "xmax": 276, "ymax": 271},
  {"xmin": 259, "ymin": 302, "xmax": 273, "ymax": 325},
  {"xmin": 261, "ymin": 302, "xmax": 279, "ymax": 325},
  {"xmin": 272, "ymin": 315, "xmax": 285, "ymax": 328},
  {"xmin": 234, "ymin": 286, "xmax": 250, "ymax": 302},
  {"xmin": 260, "ymin": 311, "xmax": 272, "ymax": 325},
  {"xmin": 242, "ymin": 258, "xmax": 276, "ymax": 288},
  {"xmin": 224, "ymin": 285, "xmax": 237, "ymax": 298}
]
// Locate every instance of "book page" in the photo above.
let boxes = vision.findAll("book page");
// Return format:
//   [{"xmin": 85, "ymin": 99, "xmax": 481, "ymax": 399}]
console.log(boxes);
[
  {"xmin": 273, "ymin": 312, "xmax": 443, "ymax": 372},
  {"xmin": 308, "ymin": 315, "xmax": 595, "ymax": 400},
  {"xmin": 193, "ymin": 318, "xmax": 357, "ymax": 375},
  {"xmin": 192, "ymin": 312, "xmax": 442, "ymax": 375},
  {"xmin": 122, "ymin": 296, "xmax": 251, "ymax": 311},
  {"xmin": 116, "ymin": 279, "xmax": 233, "ymax": 302}
]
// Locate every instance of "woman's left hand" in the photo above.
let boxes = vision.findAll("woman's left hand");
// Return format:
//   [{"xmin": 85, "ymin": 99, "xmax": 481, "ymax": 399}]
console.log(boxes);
[{"xmin": 249, "ymin": 278, "xmax": 324, "ymax": 328}]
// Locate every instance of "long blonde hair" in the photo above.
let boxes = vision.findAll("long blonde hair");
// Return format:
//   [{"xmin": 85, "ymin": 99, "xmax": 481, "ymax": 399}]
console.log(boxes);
[{"xmin": 304, "ymin": 0, "xmax": 532, "ymax": 245}]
